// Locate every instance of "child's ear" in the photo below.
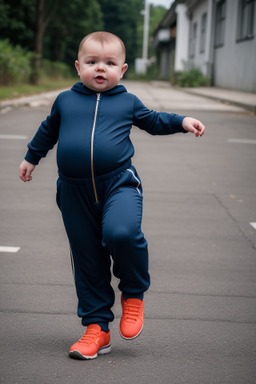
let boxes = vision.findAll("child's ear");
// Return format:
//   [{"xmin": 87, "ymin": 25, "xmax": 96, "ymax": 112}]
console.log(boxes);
[
  {"xmin": 75, "ymin": 60, "xmax": 80, "ymax": 76},
  {"xmin": 121, "ymin": 63, "xmax": 128, "ymax": 78}
]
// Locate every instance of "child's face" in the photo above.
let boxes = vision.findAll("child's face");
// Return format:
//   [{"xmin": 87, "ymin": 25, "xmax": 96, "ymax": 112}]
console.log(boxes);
[{"xmin": 75, "ymin": 39, "xmax": 128, "ymax": 92}]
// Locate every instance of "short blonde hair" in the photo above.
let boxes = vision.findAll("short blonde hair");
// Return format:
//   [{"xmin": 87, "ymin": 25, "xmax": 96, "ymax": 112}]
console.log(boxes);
[{"xmin": 78, "ymin": 31, "xmax": 126, "ymax": 61}]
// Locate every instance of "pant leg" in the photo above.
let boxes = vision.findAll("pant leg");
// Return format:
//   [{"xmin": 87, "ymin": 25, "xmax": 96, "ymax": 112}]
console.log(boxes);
[
  {"xmin": 57, "ymin": 178, "xmax": 115, "ymax": 328},
  {"xmin": 101, "ymin": 168, "xmax": 150, "ymax": 298}
]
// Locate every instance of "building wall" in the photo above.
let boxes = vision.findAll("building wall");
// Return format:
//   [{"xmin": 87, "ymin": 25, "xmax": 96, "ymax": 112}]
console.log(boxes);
[
  {"xmin": 188, "ymin": 0, "xmax": 209, "ymax": 74},
  {"xmin": 188, "ymin": 0, "xmax": 256, "ymax": 92},
  {"xmin": 213, "ymin": 0, "xmax": 256, "ymax": 92},
  {"xmin": 154, "ymin": 0, "xmax": 256, "ymax": 92}
]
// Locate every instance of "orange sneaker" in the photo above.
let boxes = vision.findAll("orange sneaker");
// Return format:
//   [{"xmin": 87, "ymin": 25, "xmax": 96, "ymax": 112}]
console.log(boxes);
[
  {"xmin": 120, "ymin": 294, "xmax": 144, "ymax": 340},
  {"xmin": 69, "ymin": 324, "xmax": 111, "ymax": 360}
]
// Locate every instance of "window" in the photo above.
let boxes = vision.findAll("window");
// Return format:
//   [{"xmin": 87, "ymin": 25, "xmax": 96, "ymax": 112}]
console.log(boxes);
[
  {"xmin": 215, "ymin": 0, "xmax": 226, "ymax": 47},
  {"xmin": 237, "ymin": 0, "xmax": 255, "ymax": 41},
  {"xmin": 189, "ymin": 22, "xmax": 197, "ymax": 58},
  {"xmin": 200, "ymin": 13, "xmax": 207, "ymax": 53}
]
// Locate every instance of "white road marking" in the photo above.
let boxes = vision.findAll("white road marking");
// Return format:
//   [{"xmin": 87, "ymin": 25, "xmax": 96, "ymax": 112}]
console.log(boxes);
[
  {"xmin": 0, "ymin": 246, "xmax": 21, "ymax": 253},
  {"xmin": 250, "ymin": 223, "xmax": 256, "ymax": 231},
  {"xmin": 0, "ymin": 134, "xmax": 27, "ymax": 140},
  {"xmin": 228, "ymin": 138, "xmax": 256, "ymax": 144}
]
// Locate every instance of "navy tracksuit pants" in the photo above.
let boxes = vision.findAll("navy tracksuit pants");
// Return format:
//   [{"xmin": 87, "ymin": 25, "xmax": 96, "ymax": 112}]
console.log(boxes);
[{"xmin": 56, "ymin": 161, "xmax": 150, "ymax": 330}]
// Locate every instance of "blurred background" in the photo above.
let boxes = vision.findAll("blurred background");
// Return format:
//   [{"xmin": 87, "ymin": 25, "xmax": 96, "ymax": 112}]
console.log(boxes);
[
  {"xmin": 0, "ymin": 0, "xmax": 255, "ymax": 98},
  {"xmin": 0, "ymin": 0, "xmax": 170, "ymax": 89}
]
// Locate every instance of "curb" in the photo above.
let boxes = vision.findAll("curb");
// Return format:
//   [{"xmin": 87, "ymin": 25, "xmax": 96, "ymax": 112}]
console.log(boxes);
[
  {"xmin": 0, "ymin": 89, "xmax": 69, "ymax": 112},
  {"xmin": 182, "ymin": 88, "xmax": 256, "ymax": 115}
]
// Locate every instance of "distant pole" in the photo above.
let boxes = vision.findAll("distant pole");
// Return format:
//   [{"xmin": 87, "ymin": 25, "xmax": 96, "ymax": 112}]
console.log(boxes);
[
  {"xmin": 135, "ymin": 0, "xmax": 150, "ymax": 74},
  {"xmin": 142, "ymin": 0, "xmax": 150, "ymax": 62}
]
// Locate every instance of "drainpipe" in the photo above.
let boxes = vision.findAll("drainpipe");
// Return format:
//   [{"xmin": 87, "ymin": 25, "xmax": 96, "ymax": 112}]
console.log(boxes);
[{"xmin": 205, "ymin": 0, "xmax": 214, "ymax": 80}]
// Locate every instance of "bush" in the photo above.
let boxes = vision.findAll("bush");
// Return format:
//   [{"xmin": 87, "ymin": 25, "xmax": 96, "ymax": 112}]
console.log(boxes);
[
  {"xmin": 41, "ymin": 60, "xmax": 73, "ymax": 80},
  {"xmin": 171, "ymin": 68, "xmax": 210, "ymax": 87},
  {"xmin": 0, "ymin": 40, "xmax": 34, "ymax": 85},
  {"xmin": 0, "ymin": 40, "xmax": 73, "ymax": 86}
]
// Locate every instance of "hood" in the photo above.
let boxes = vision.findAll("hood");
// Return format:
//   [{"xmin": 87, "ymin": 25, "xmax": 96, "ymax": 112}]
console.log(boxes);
[{"xmin": 71, "ymin": 82, "xmax": 127, "ymax": 96}]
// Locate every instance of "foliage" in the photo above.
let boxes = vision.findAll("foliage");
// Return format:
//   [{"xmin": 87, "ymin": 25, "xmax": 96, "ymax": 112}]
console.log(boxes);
[
  {"xmin": 0, "ymin": 0, "xmax": 169, "ymax": 86},
  {"xmin": 97, "ymin": 0, "xmax": 143, "ymax": 66},
  {"xmin": 0, "ymin": 0, "xmax": 36, "ymax": 51},
  {"xmin": 0, "ymin": 39, "xmax": 74, "ymax": 86},
  {"xmin": 171, "ymin": 68, "xmax": 211, "ymax": 87},
  {"xmin": 41, "ymin": 60, "xmax": 73, "ymax": 80},
  {"xmin": 0, "ymin": 39, "xmax": 34, "ymax": 85},
  {"xmin": 43, "ymin": 0, "xmax": 103, "ymax": 67},
  {"xmin": 0, "ymin": 0, "xmax": 103, "ymax": 68}
]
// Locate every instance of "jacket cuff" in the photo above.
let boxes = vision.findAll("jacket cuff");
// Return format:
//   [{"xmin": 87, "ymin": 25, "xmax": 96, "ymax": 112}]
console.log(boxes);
[
  {"xmin": 25, "ymin": 150, "xmax": 41, "ymax": 165},
  {"xmin": 172, "ymin": 114, "xmax": 188, "ymax": 133}
]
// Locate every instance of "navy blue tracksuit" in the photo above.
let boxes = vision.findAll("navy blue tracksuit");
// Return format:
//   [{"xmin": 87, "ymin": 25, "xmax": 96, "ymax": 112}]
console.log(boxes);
[{"xmin": 25, "ymin": 82, "xmax": 186, "ymax": 330}]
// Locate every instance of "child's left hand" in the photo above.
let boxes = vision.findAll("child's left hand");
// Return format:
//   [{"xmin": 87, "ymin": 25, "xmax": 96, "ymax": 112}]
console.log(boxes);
[{"xmin": 182, "ymin": 117, "xmax": 205, "ymax": 137}]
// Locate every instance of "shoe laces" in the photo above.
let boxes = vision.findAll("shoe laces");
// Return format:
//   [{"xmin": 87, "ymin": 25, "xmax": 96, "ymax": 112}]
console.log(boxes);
[
  {"xmin": 78, "ymin": 327, "xmax": 100, "ymax": 345},
  {"xmin": 124, "ymin": 301, "xmax": 142, "ymax": 323}
]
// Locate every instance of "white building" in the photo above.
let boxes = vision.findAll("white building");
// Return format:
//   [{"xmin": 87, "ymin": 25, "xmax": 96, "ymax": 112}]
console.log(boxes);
[{"xmin": 154, "ymin": 0, "xmax": 256, "ymax": 92}]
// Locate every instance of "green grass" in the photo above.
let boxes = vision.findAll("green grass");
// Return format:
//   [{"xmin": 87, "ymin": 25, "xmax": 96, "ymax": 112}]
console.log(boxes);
[{"xmin": 0, "ymin": 78, "xmax": 78, "ymax": 101}]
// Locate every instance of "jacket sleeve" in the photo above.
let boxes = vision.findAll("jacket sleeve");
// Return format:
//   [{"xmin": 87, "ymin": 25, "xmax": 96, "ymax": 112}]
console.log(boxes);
[
  {"xmin": 132, "ymin": 95, "xmax": 187, "ymax": 135},
  {"xmin": 25, "ymin": 97, "xmax": 60, "ymax": 164}
]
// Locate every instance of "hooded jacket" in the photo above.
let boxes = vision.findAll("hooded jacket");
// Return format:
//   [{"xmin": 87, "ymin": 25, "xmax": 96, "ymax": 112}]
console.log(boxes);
[{"xmin": 25, "ymin": 82, "xmax": 186, "ymax": 179}]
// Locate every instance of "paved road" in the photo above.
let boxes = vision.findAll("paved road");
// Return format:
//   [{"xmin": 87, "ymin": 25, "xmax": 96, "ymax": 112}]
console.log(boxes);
[{"xmin": 1, "ymin": 81, "xmax": 256, "ymax": 384}]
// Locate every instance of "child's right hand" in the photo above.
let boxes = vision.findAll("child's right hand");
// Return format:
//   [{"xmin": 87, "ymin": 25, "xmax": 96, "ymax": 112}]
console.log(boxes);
[{"xmin": 19, "ymin": 160, "xmax": 36, "ymax": 182}]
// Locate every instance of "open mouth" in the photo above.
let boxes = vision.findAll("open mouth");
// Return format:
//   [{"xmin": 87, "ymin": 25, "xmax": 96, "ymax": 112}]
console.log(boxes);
[{"xmin": 95, "ymin": 76, "xmax": 105, "ymax": 82}]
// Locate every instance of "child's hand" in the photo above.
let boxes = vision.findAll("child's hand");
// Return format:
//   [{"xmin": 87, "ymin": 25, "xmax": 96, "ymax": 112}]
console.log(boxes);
[
  {"xmin": 19, "ymin": 160, "xmax": 36, "ymax": 182},
  {"xmin": 182, "ymin": 117, "xmax": 205, "ymax": 137}
]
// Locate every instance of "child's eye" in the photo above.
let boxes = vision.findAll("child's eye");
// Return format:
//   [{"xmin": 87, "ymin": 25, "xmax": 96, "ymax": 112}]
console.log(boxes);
[
  {"xmin": 107, "ymin": 61, "xmax": 115, "ymax": 66},
  {"xmin": 88, "ymin": 60, "xmax": 96, "ymax": 64}
]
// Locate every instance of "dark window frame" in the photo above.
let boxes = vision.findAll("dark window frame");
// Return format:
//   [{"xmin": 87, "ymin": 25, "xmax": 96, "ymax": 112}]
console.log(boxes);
[
  {"xmin": 200, "ymin": 12, "xmax": 207, "ymax": 53},
  {"xmin": 189, "ymin": 21, "xmax": 198, "ymax": 58},
  {"xmin": 215, "ymin": 0, "xmax": 226, "ymax": 48},
  {"xmin": 237, "ymin": 0, "xmax": 255, "ymax": 42}
]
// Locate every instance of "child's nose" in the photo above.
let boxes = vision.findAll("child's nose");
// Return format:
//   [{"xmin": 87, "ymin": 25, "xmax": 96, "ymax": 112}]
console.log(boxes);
[{"xmin": 96, "ymin": 63, "xmax": 105, "ymax": 71}]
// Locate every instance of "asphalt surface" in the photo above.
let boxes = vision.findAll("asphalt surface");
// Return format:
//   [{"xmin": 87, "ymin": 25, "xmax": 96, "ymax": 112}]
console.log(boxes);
[{"xmin": 0, "ymin": 81, "xmax": 256, "ymax": 384}]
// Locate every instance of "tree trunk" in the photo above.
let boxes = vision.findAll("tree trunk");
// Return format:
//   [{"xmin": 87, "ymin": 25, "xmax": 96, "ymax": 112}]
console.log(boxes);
[{"xmin": 30, "ymin": 0, "xmax": 45, "ymax": 84}]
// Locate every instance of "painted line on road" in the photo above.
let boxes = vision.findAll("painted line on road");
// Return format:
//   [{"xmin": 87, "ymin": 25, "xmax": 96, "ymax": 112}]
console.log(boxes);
[
  {"xmin": 228, "ymin": 138, "xmax": 256, "ymax": 144},
  {"xmin": 0, "ymin": 246, "xmax": 21, "ymax": 253},
  {"xmin": 250, "ymin": 223, "xmax": 256, "ymax": 231},
  {"xmin": 0, "ymin": 134, "xmax": 27, "ymax": 140}
]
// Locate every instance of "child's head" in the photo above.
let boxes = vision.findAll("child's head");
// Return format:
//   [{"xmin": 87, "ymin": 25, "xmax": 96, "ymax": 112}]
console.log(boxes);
[{"xmin": 75, "ymin": 31, "xmax": 128, "ymax": 92}]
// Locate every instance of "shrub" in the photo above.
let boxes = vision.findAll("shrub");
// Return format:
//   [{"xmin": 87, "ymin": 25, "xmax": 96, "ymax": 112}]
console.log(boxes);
[
  {"xmin": 0, "ymin": 40, "xmax": 73, "ymax": 86},
  {"xmin": 41, "ymin": 60, "xmax": 72, "ymax": 80},
  {"xmin": 0, "ymin": 40, "xmax": 33, "ymax": 85},
  {"xmin": 171, "ymin": 68, "xmax": 210, "ymax": 87}
]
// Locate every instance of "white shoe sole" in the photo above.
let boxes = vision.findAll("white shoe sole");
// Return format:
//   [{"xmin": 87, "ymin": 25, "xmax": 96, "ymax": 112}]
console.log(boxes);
[
  {"xmin": 69, "ymin": 344, "xmax": 111, "ymax": 360},
  {"xmin": 120, "ymin": 324, "xmax": 143, "ymax": 340}
]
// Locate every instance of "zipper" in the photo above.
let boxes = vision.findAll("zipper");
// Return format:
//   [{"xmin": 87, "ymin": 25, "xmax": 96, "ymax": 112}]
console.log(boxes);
[{"xmin": 91, "ymin": 93, "xmax": 100, "ymax": 202}]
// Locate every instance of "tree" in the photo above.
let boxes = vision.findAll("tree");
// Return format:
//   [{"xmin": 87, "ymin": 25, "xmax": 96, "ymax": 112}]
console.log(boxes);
[
  {"xmin": 0, "ymin": 0, "xmax": 103, "ymax": 83},
  {"xmin": 1, "ymin": 0, "xmax": 165, "ymax": 81},
  {"xmin": 33, "ymin": 0, "xmax": 103, "ymax": 82},
  {"xmin": 0, "ymin": 0, "xmax": 37, "ymax": 50},
  {"xmin": 97, "ymin": 0, "xmax": 143, "ymax": 66},
  {"xmin": 43, "ymin": 0, "xmax": 103, "ymax": 68}
]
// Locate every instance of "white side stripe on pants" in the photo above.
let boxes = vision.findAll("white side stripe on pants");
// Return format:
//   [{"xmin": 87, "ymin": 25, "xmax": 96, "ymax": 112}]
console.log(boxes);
[{"xmin": 127, "ymin": 169, "xmax": 141, "ymax": 195}]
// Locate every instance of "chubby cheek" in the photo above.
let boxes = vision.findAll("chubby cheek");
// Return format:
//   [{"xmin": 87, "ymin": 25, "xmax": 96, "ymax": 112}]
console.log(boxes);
[
  {"xmin": 108, "ymin": 71, "xmax": 122, "ymax": 84},
  {"xmin": 79, "ymin": 70, "xmax": 92, "ymax": 84}
]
